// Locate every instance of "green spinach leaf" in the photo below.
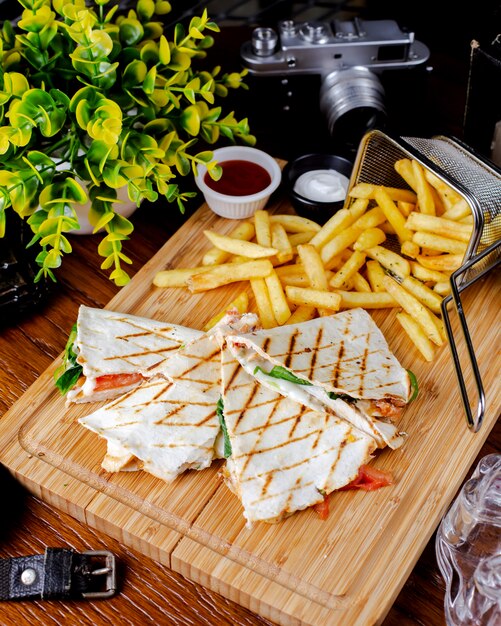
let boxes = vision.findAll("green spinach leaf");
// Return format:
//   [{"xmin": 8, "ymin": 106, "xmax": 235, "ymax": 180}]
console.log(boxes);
[{"xmin": 216, "ymin": 397, "xmax": 232, "ymax": 458}]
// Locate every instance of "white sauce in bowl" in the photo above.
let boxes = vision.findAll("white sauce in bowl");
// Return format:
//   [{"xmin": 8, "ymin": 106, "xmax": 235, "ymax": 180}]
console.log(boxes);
[{"xmin": 293, "ymin": 169, "xmax": 349, "ymax": 203}]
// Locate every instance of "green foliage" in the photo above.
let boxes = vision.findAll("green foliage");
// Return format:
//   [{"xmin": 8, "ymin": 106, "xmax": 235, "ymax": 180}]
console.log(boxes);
[{"xmin": 0, "ymin": 0, "xmax": 255, "ymax": 285}]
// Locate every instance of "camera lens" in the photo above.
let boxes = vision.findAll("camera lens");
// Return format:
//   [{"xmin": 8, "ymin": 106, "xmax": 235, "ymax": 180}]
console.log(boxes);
[{"xmin": 319, "ymin": 67, "xmax": 387, "ymax": 150}]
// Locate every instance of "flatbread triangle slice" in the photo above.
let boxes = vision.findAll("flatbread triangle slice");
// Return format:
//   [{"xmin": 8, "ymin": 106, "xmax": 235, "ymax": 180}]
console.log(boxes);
[
  {"xmin": 78, "ymin": 330, "xmax": 222, "ymax": 481},
  {"xmin": 220, "ymin": 346, "xmax": 377, "ymax": 524},
  {"xmin": 226, "ymin": 308, "xmax": 409, "ymax": 449},
  {"xmin": 67, "ymin": 305, "xmax": 202, "ymax": 403}
]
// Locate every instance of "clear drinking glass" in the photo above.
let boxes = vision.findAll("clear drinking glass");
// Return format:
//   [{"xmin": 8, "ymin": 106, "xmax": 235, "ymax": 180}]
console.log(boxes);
[{"xmin": 436, "ymin": 453, "xmax": 501, "ymax": 625}]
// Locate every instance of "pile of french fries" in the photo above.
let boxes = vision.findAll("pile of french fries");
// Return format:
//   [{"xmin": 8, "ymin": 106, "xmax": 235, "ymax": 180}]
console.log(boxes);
[{"xmin": 154, "ymin": 158, "xmax": 473, "ymax": 362}]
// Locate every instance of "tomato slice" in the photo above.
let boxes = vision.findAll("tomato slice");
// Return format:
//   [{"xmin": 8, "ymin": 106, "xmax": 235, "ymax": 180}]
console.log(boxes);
[
  {"xmin": 339, "ymin": 464, "xmax": 394, "ymax": 491},
  {"xmin": 313, "ymin": 494, "xmax": 330, "ymax": 520},
  {"xmin": 94, "ymin": 372, "xmax": 144, "ymax": 392}
]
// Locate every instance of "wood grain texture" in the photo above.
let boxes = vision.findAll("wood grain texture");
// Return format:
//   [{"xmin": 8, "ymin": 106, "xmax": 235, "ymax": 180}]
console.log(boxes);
[{"xmin": 0, "ymin": 191, "xmax": 495, "ymax": 624}]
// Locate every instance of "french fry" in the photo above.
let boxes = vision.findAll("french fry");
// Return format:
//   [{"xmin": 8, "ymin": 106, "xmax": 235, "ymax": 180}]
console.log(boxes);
[
  {"xmin": 374, "ymin": 186, "xmax": 413, "ymax": 242},
  {"xmin": 394, "ymin": 158, "xmax": 417, "ymax": 190},
  {"xmin": 320, "ymin": 224, "xmax": 363, "ymax": 266},
  {"xmin": 203, "ymin": 230, "xmax": 277, "ymax": 259},
  {"xmin": 412, "ymin": 231, "xmax": 468, "ymax": 255},
  {"xmin": 203, "ymin": 292, "xmax": 250, "ymax": 331},
  {"xmin": 420, "ymin": 247, "xmax": 442, "ymax": 256},
  {"xmin": 254, "ymin": 209, "xmax": 272, "ymax": 247},
  {"xmin": 352, "ymin": 272, "xmax": 371, "ymax": 293},
  {"xmin": 366, "ymin": 260, "xmax": 387, "ymax": 293},
  {"xmin": 288, "ymin": 230, "xmax": 316, "ymax": 248},
  {"xmin": 365, "ymin": 245, "xmax": 411, "ymax": 280},
  {"xmin": 334, "ymin": 290, "xmax": 398, "ymax": 309},
  {"xmin": 412, "ymin": 160, "xmax": 435, "ymax": 215},
  {"xmin": 330, "ymin": 251, "xmax": 366, "ymax": 289},
  {"xmin": 297, "ymin": 244, "xmax": 329, "ymax": 290},
  {"xmin": 187, "ymin": 259, "xmax": 273, "ymax": 292},
  {"xmin": 433, "ymin": 281, "xmax": 451, "ymax": 296},
  {"xmin": 297, "ymin": 243, "xmax": 332, "ymax": 315},
  {"xmin": 416, "ymin": 254, "xmax": 464, "ymax": 272},
  {"xmin": 153, "ymin": 266, "xmax": 213, "ymax": 288},
  {"xmin": 202, "ymin": 221, "xmax": 255, "ymax": 266},
  {"xmin": 379, "ymin": 222, "xmax": 397, "ymax": 235},
  {"xmin": 353, "ymin": 227, "xmax": 386, "ymax": 251},
  {"xmin": 251, "ymin": 278, "xmax": 276, "ymax": 329},
  {"xmin": 276, "ymin": 273, "xmax": 313, "ymax": 287},
  {"xmin": 309, "ymin": 198, "xmax": 368, "ymax": 250},
  {"xmin": 320, "ymin": 207, "xmax": 385, "ymax": 266},
  {"xmin": 396, "ymin": 312, "xmax": 436, "ymax": 361},
  {"xmin": 285, "ymin": 286, "xmax": 341, "ymax": 311},
  {"xmin": 270, "ymin": 214, "xmax": 321, "ymax": 233},
  {"xmin": 354, "ymin": 206, "xmax": 386, "ymax": 229},
  {"xmin": 284, "ymin": 305, "xmax": 317, "ymax": 324},
  {"xmin": 265, "ymin": 270, "xmax": 292, "ymax": 325},
  {"xmin": 271, "ymin": 221, "xmax": 293, "ymax": 264},
  {"xmin": 424, "ymin": 170, "xmax": 463, "ymax": 209},
  {"xmin": 382, "ymin": 275, "xmax": 443, "ymax": 346},
  {"xmin": 397, "ymin": 201, "xmax": 415, "ymax": 217},
  {"xmin": 428, "ymin": 185, "xmax": 446, "ymax": 215},
  {"xmin": 401, "ymin": 240, "xmax": 420, "ymax": 259},
  {"xmin": 274, "ymin": 263, "xmax": 305, "ymax": 276},
  {"xmin": 405, "ymin": 212, "xmax": 473, "ymax": 242},
  {"xmin": 410, "ymin": 261, "xmax": 451, "ymax": 283},
  {"xmin": 433, "ymin": 313, "xmax": 447, "ymax": 342},
  {"xmin": 401, "ymin": 275, "xmax": 443, "ymax": 314},
  {"xmin": 277, "ymin": 269, "xmax": 334, "ymax": 288},
  {"xmin": 441, "ymin": 199, "xmax": 472, "ymax": 221},
  {"xmin": 349, "ymin": 182, "xmax": 417, "ymax": 203}
]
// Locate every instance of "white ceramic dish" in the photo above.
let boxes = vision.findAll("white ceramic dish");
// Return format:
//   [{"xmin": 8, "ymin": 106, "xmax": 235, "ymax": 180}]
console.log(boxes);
[{"xmin": 194, "ymin": 146, "xmax": 281, "ymax": 219}]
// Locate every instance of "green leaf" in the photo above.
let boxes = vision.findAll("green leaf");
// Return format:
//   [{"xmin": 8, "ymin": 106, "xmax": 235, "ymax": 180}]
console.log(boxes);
[
  {"xmin": 216, "ymin": 397, "xmax": 232, "ymax": 458},
  {"xmin": 407, "ymin": 369, "xmax": 419, "ymax": 402},
  {"xmin": 92, "ymin": 210, "xmax": 115, "ymax": 233},
  {"xmin": 158, "ymin": 35, "xmax": 171, "ymax": 64},
  {"xmin": 254, "ymin": 365, "xmax": 312, "ymax": 386},
  {"xmin": 110, "ymin": 267, "xmax": 131, "ymax": 286},
  {"xmin": 119, "ymin": 18, "xmax": 144, "ymax": 47},
  {"xmin": 137, "ymin": 0, "xmax": 155, "ymax": 21},
  {"xmin": 180, "ymin": 104, "xmax": 200, "ymax": 136},
  {"xmin": 44, "ymin": 248, "xmax": 62, "ymax": 268},
  {"xmin": 174, "ymin": 152, "xmax": 190, "ymax": 176},
  {"xmin": 143, "ymin": 66, "xmax": 157, "ymax": 94},
  {"xmin": 327, "ymin": 391, "xmax": 356, "ymax": 403},
  {"xmin": 54, "ymin": 324, "xmax": 82, "ymax": 395},
  {"xmin": 54, "ymin": 365, "xmax": 82, "ymax": 395}
]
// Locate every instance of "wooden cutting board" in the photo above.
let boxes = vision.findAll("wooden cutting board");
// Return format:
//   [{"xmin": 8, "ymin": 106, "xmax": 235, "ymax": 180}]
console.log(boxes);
[{"xmin": 0, "ymin": 194, "xmax": 499, "ymax": 626}]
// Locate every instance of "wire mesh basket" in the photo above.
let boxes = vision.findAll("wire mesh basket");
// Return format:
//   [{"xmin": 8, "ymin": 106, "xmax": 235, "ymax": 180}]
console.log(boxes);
[{"xmin": 351, "ymin": 130, "xmax": 501, "ymax": 432}]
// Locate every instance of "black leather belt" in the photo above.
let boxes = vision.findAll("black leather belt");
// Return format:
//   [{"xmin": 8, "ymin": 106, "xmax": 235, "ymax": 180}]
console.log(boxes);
[{"xmin": 0, "ymin": 549, "xmax": 116, "ymax": 601}]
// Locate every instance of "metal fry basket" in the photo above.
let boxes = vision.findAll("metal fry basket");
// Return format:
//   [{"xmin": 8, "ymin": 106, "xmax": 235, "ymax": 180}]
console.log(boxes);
[{"xmin": 350, "ymin": 130, "xmax": 501, "ymax": 432}]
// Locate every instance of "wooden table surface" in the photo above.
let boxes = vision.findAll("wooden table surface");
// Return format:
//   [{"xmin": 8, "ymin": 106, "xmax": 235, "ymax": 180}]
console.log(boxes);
[{"xmin": 0, "ymin": 197, "xmax": 499, "ymax": 625}]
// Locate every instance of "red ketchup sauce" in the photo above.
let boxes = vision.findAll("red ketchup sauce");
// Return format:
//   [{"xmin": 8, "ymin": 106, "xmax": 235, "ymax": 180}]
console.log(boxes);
[{"xmin": 204, "ymin": 160, "xmax": 271, "ymax": 196}]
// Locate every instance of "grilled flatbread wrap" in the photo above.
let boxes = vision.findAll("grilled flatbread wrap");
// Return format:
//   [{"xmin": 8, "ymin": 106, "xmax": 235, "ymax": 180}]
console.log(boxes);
[
  {"xmin": 219, "ymin": 346, "xmax": 377, "ymax": 524},
  {"xmin": 226, "ymin": 308, "xmax": 411, "ymax": 450},
  {"xmin": 78, "ymin": 329, "xmax": 222, "ymax": 481},
  {"xmin": 78, "ymin": 310, "xmax": 260, "ymax": 479},
  {"xmin": 62, "ymin": 306, "xmax": 201, "ymax": 403}
]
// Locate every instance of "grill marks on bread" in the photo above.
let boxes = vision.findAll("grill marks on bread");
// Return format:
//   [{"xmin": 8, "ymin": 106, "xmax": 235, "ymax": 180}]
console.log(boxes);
[
  {"xmin": 221, "ymin": 347, "xmax": 374, "ymax": 521},
  {"xmin": 240, "ymin": 311, "xmax": 406, "ymax": 399},
  {"xmin": 79, "ymin": 332, "xmax": 222, "ymax": 481},
  {"xmin": 96, "ymin": 319, "xmax": 189, "ymax": 365}
]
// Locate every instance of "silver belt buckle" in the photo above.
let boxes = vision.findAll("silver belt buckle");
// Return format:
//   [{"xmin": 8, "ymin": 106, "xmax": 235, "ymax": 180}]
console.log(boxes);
[{"xmin": 80, "ymin": 550, "xmax": 117, "ymax": 599}]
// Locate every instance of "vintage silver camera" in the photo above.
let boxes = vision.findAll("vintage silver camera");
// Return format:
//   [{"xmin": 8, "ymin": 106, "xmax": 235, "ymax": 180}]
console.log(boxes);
[{"xmin": 241, "ymin": 18, "xmax": 430, "ymax": 148}]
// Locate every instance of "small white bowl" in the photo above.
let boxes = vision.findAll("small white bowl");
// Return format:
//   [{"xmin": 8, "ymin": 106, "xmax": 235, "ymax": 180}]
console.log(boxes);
[{"xmin": 194, "ymin": 146, "xmax": 281, "ymax": 219}]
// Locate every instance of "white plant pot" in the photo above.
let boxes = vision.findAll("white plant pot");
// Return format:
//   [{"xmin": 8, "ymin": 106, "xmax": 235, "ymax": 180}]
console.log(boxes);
[{"xmin": 71, "ymin": 184, "xmax": 138, "ymax": 235}]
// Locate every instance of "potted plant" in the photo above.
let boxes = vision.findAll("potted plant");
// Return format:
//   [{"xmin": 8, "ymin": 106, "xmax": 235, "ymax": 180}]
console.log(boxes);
[{"xmin": 0, "ymin": 0, "xmax": 255, "ymax": 285}]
